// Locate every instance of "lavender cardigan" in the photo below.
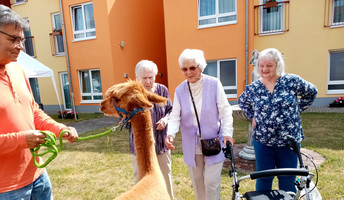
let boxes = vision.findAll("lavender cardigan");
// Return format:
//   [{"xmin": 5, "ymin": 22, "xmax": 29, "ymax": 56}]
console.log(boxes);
[{"xmin": 176, "ymin": 75, "xmax": 225, "ymax": 167}]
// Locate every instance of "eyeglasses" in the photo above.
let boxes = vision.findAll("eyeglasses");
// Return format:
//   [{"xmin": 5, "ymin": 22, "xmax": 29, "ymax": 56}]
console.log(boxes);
[
  {"xmin": 181, "ymin": 65, "xmax": 199, "ymax": 72},
  {"xmin": 0, "ymin": 30, "xmax": 26, "ymax": 45}
]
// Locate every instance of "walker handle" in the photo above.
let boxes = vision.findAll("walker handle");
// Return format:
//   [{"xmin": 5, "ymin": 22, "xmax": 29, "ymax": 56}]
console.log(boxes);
[{"xmin": 250, "ymin": 168, "xmax": 310, "ymax": 180}]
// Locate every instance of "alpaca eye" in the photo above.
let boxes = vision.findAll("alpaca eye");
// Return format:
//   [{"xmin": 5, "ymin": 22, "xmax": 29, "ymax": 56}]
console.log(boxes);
[{"xmin": 112, "ymin": 97, "xmax": 120, "ymax": 102}]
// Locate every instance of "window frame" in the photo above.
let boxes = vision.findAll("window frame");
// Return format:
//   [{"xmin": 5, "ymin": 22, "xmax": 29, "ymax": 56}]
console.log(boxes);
[
  {"xmin": 197, "ymin": 0, "xmax": 237, "ymax": 29},
  {"xmin": 51, "ymin": 13, "xmax": 65, "ymax": 56},
  {"xmin": 78, "ymin": 69, "xmax": 103, "ymax": 103},
  {"xmin": 70, "ymin": 2, "xmax": 96, "ymax": 41},
  {"xmin": 331, "ymin": 0, "xmax": 344, "ymax": 27},
  {"xmin": 327, "ymin": 50, "xmax": 344, "ymax": 94},
  {"xmin": 204, "ymin": 58, "xmax": 237, "ymax": 99},
  {"xmin": 259, "ymin": 0, "xmax": 285, "ymax": 35}
]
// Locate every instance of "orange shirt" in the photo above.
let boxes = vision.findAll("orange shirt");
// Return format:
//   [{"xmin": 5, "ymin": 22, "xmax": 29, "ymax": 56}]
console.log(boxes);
[{"xmin": 0, "ymin": 62, "xmax": 66, "ymax": 193}]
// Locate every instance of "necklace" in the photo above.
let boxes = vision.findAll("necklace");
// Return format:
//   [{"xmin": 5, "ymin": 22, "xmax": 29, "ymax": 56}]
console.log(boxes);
[{"xmin": 190, "ymin": 79, "xmax": 203, "ymax": 96}]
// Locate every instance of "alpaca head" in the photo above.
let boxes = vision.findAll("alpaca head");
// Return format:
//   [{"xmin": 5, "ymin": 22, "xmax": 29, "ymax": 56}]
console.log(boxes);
[{"xmin": 100, "ymin": 80, "xmax": 167, "ymax": 118}]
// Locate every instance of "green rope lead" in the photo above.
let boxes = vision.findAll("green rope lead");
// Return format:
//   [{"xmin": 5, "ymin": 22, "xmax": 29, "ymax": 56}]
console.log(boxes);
[{"xmin": 30, "ymin": 123, "xmax": 122, "ymax": 168}]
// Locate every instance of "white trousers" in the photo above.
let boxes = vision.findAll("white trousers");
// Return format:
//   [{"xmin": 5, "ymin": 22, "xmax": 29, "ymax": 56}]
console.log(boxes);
[
  {"xmin": 187, "ymin": 155, "xmax": 223, "ymax": 200},
  {"xmin": 132, "ymin": 150, "xmax": 174, "ymax": 200}
]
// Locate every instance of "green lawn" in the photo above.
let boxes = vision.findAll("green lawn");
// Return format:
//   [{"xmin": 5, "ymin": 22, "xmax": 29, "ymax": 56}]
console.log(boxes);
[{"xmin": 46, "ymin": 113, "xmax": 344, "ymax": 200}]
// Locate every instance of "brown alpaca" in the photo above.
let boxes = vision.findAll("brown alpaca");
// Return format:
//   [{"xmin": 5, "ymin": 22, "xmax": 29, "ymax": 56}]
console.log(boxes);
[{"xmin": 100, "ymin": 80, "xmax": 171, "ymax": 200}]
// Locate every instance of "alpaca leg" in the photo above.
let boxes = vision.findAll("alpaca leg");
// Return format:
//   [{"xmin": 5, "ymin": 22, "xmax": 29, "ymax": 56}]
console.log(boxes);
[{"xmin": 157, "ymin": 150, "xmax": 174, "ymax": 200}]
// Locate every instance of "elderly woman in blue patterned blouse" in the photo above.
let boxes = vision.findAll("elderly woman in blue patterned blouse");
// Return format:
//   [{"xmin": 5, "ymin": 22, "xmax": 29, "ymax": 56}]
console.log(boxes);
[{"xmin": 238, "ymin": 48, "xmax": 318, "ymax": 194}]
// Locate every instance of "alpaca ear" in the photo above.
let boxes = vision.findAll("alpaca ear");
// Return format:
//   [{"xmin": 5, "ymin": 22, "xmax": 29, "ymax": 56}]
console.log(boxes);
[
  {"xmin": 146, "ymin": 91, "xmax": 168, "ymax": 106},
  {"xmin": 130, "ymin": 93, "xmax": 154, "ymax": 109}
]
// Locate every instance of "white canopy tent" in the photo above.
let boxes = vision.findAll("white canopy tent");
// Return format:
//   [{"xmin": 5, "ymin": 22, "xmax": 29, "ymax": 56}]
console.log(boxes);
[{"xmin": 17, "ymin": 51, "xmax": 63, "ymax": 112}]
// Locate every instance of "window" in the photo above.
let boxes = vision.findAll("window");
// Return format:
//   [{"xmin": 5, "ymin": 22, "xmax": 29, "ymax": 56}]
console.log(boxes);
[
  {"xmin": 60, "ymin": 72, "xmax": 72, "ymax": 110},
  {"xmin": 79, "ymin": 69, "xmax": 103, "ymax": 102},
  {"xmin": 71, "ymin": 3, "xmax": 96, "ymax": 40},
  {"xmin": 203, "ymin": 59, "xmax": 237, "ymax": 98},
  {"xmin": 52, "ymin": 13, "xmax": 65, "ymax": 55},
  {"xmin": 198, "ymin": 0, "xmax": 237, "ymax": 28},
  {"xmin": 29, "ymin": 78, "xmax": 41, "ymax": 104},
  {"xmin": 260, "ymin": 0, "xmax": 284, "ymax": 34},
  {"xmin": 332, "ymin": 0, "xmax": 344, "ymax": 26},
  {"xmin": 23, "ymin": 19, "xmax": 36, "ymax": 57},
  {"xmin": 13, "ymin": 0, "xmax": 26, "ymax": 4},
  {"xmin": 328, "ymin": 51, "xmax": 344, "ymax": 94}
]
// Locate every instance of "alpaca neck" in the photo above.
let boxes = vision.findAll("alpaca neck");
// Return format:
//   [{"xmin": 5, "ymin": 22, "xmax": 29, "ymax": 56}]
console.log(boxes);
[{"xmin": 130, "ymin": 110, "xmax": 158, "ymax": 177}]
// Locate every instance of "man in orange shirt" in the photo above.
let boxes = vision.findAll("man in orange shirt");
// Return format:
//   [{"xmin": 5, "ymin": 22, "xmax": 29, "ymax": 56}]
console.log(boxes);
[{"xmin": 0, "ymin": 5, "xmax": 78, "ymax": 199}]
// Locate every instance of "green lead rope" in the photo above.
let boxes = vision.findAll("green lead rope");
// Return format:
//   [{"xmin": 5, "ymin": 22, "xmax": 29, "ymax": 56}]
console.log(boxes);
[{"xmin": 30, "ymin": 123, "xmax": 122, "ymax": 168}]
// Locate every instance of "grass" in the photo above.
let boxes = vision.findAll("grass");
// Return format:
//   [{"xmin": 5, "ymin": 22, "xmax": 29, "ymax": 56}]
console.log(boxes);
[{"xmin": 46, "ymin": 113, "xmax": 344, "ymax": 200}]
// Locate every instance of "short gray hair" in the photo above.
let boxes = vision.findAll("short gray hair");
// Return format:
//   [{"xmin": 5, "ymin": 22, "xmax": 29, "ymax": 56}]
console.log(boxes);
[
  {"xmin": 0, "ymin": 5, "xmax": 29, "ymax": 30},
  {"xmin": 256, "ymin": 48, "xmax": 285, "ymax": 76},
  {"xmin": 135, "ymin": 60, "xmax": 158, "ymax": 78},
  {"xmin": 178, "ymin": 49, "xmax": 207, "ymax": 72}
]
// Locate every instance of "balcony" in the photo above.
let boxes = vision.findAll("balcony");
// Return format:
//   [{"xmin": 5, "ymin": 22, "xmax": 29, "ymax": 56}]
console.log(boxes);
[
  {"xmin": 49, "ymin": 32, "xmax": 65, "ymax": 56},
  {"xmin": 254, "ymin": 1, "xmax": 290, "ymax": 35},
  {"xmin": 324, "ymin": 0, "xmax": 344, "ymax": 28}
]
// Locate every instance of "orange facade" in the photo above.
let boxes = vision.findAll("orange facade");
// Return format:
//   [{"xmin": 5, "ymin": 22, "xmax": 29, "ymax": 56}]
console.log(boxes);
[
  {"xmin": 163, "ymin": 0, "xmax": 255, "ymax": 101},
  {"xmin": 61, "ymin": 0, "xmax": 168, "ymax": 107}
]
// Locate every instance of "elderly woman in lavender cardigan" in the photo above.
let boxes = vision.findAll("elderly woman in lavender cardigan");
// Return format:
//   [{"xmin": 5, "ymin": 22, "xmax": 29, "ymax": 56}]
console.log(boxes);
[
  {"xmin": 165, "ymin": 49, "xmax": 235, "ymax": 200},
  {"xmin": 127, "ymin": 60, "xmax": 174, "ymax": 200}
]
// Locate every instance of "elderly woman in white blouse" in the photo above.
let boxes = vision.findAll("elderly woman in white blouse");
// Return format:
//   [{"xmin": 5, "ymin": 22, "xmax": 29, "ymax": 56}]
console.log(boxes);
[{"xmin": 165, "ymin": 49, "xmax": 234, "ymax": 200}]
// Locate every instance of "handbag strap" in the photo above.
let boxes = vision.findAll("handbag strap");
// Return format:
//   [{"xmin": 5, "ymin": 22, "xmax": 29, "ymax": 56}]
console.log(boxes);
[{"xmin": 187, "ymin": 81, "xmax": 202, "ymax": 139}]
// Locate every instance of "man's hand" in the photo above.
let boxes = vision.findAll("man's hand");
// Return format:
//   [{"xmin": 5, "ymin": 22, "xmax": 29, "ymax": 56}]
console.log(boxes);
[
  {"xmin": 24, "ymin": 130, "xmax": 47, "ymax": 149},
  {"xmin": 61, "ymin": 127, "xmax": 78, "ymax": 143}
]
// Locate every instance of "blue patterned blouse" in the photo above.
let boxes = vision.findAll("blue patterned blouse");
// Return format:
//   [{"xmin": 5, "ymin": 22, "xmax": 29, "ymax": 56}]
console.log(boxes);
[{"xmin": 238, "ymin": 74, "xmax": 318, "ymax": 147}]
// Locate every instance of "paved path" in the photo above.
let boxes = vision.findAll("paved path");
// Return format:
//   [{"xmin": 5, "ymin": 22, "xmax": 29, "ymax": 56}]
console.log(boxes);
[{"xmin": 68, "ymin": 116, "xmax": 120, "ymax": 134}]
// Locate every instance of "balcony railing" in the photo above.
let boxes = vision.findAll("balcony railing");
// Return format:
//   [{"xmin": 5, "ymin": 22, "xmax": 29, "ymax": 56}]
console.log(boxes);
[
  {"xmin": 254, "ymin": 1, "xmax": 290, "ymax": 35},
  {"xmin": 24, "ymin": 36, "xmax": 36, "ymax": 57},
  {"xmin": 324, "ymin": 0, "xmax": 344, "ymax": 27}
]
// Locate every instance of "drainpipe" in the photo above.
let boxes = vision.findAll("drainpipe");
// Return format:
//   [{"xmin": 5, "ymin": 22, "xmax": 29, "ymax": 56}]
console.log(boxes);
[
  {"xmin": 58, "ymin": 0, "xmax": 77, "ymax": 120},
  {"xmin": 245, "ymin": 0, "xmax": 249, "ymax": 86}
]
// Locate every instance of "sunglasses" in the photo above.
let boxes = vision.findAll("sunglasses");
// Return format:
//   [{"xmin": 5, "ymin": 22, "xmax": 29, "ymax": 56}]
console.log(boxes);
[
  {"xmin": 181, "ymin": 65, "xmax": 199, "ymax": 72},
  {"xmin": 0, "ymin": 30, "xmax": 26, "ymax": 45}
]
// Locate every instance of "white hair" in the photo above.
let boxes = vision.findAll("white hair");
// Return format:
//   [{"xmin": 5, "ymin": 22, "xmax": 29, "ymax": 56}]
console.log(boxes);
[
  {"xmin": 255, "ymin": 48, "xmax": 285, "ymax": 76},
  {"xmin": 0, "ymin": 5, "xmax": 29, "ymax": 30},
  {"xmin": 178, "ymin": 49, "xmax": 207, "ymax": 72},
  {"xmin": 135, "ymin": 60, "xmax": 158, "ymax": 78}
]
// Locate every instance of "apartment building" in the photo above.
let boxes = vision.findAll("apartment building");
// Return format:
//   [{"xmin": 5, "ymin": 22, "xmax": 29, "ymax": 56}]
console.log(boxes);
[{"xmin": 4, "ymin": 0, "xmax": 343, "ymax": 113}]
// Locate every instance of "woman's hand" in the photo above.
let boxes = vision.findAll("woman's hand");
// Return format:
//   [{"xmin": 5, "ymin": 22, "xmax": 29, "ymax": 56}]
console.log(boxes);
[
  {"xmin": 252, "ymin": 118, "xmax": 256, "ymax": 128},
  {"xmin": 223, "ymin": 136, "xmax": 235, "ymax": 146},
  {"xmin": 165, "ymin": 135, "xmax": 175, "ymax": 150},
  {"xmin": 156, "ymin": 118, "xmax": 167, "ymax": 130}
]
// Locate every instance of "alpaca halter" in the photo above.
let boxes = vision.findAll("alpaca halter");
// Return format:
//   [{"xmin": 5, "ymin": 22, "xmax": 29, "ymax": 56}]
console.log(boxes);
[{"xmin": 112, "ymin": 100, "xmax": 145, "ymax": 131}]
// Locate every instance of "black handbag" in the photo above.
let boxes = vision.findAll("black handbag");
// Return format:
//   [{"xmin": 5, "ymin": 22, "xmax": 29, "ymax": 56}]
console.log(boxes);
[{"xmin": 187, "ymin": 82, "xmax": 221, "ymax": 156}]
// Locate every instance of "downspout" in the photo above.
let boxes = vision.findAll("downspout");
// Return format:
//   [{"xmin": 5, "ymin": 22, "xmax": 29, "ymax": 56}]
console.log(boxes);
[
  {"xmin": 245, "ymin": 0, "xmax": 249, "ymax": 86},
  {"xmin": 58, "ymin": 0, "xmax": 77, "ymax": 120}
]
